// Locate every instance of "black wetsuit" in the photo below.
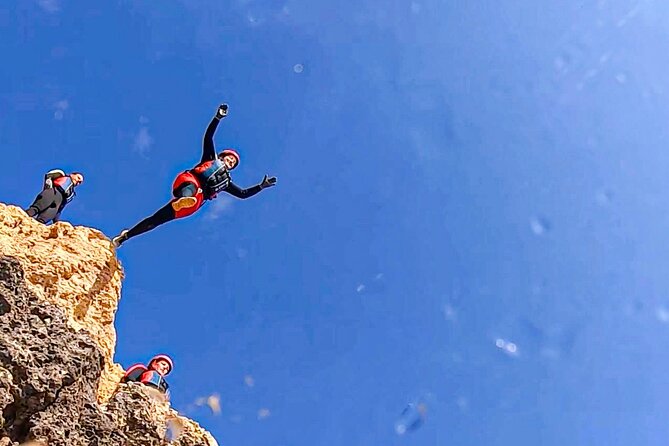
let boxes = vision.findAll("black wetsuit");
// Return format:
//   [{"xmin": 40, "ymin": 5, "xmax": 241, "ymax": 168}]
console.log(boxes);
[
  {"xmin": 122, "ymin": 116, "xmax": 264, "ymax": 241},
  {"xmin": 25, "ymin": 179, "xmax": 75, "ymax": 224}
]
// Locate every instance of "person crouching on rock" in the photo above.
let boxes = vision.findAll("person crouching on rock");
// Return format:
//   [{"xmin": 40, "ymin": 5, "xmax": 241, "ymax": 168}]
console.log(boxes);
[
  {"xmin": 111, "ymin": 103, "xmax": 277, "ymax": 248},
  {"xmin": 25, "ymin": 169, "xmax": 84, "ymax": 224},
  {"xmin": 121, "ymin": 354, "xmax": 173, "ymax": 398}
]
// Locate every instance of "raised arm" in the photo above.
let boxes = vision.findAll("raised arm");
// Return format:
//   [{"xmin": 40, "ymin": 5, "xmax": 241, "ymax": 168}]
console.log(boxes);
[
  {"xmin": 224, "ymin": 181, "xmax": 263, "ymax": 200},
  {"xmin": 200, "ymin": 104, "xmax": 229, "ymax": 163},
  {"xmin": 224, "ymin": 175, "xmax": 277, "ymax": 199}
]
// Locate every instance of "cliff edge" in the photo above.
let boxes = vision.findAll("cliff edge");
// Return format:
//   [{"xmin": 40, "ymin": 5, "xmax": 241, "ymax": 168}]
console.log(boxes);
[{"xmin": 0, "ymin": 204, "xmax": 217, "ymax": 446}]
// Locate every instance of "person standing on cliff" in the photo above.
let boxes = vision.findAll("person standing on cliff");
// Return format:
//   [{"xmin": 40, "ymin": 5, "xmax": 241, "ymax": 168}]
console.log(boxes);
[
  {"xmin": 121, "ymin": 354, "xmax": 174, "ymax": 397},
  {"xmin": 111, "ymin": 103, "xmax": 277, "ymax": 248},
  {"xmin": 25, "ymin": 169, "xmax": 84, "ymax": 224}
]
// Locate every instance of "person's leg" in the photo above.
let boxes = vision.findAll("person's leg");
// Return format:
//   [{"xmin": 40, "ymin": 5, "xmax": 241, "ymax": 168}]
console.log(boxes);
[
  {"xmin": 121, "ymin": 202, "xmax": 177, "ymax": 242},
  {"xmin": 174, "ymin": 182, "xmax": 198, "ymax": 198},
  {"xmin": 25, "ymin": 188, "xmax": 61, "ymax": 223},
  {"xmin": 42, "ymin": 191, "xmax": 64, "ymax": 224},
  {"xmin": 172, "ymin": 182, "xmax": 198, "ymax": 212},
  {"xmin": 26, "ymin": 190, "xmax": 50, "ymax": 216},
  {"xmin": 25, "ymin": 204, "xmax": 38, "ymax": 217}
]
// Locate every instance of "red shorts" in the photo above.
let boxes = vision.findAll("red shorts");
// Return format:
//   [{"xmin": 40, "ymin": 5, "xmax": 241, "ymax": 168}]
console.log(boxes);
[{"xmin": 172, "ymin": 171, "xmax": 205, "ymax": 218}]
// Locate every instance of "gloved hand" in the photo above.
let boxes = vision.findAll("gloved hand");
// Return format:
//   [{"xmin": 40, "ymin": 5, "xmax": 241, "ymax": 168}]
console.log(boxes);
[
  {"xmin": 260, "ymin": 175, "xmax": 277, "ymax": 189},
  {"xmin": 216, "ymin": 103, "xmax": 229, "ymax": 119}
]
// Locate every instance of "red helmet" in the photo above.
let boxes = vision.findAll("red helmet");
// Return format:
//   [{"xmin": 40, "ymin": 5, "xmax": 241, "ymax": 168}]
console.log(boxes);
[
  {"xmin": 219, "ymin": 149, "xmax": 240, "ymax": 170},
  {"xmin": 148, "ymin": 354, "xmax": 174, "ymax": 375}
]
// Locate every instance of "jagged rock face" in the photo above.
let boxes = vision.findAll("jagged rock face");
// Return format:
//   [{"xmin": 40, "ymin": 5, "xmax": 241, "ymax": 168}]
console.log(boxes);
[
  {"xmin": 0, "ymin": 204, "xmax": 218, "ymax": 446},
  {"xmin": 0, "ymin": 203, "xmax": 124, "ymax": 401},
  {"xmin": 0, "ymin": 256, "xmax": 104, "ymax": 444},
  {"xmin": 0, "ymin": 257, "xmax": 217, "ymax": 446}
]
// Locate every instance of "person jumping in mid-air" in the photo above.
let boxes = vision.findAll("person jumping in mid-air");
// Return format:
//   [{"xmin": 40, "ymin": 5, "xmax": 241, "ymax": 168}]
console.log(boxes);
[
  {"xmin": 112, "ymin": 103, "xmax": 277, "ymax": 248},
  {"xmin": 25, "ymin": 169, "xmax": 84, "ymax": 224}
]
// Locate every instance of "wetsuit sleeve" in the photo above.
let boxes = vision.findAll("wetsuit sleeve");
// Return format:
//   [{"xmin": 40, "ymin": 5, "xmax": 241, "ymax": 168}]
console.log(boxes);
[
  {"xmin": 201, "ymin": 116, "xmax": 221, "ymax": 163},
  {"xmin": 224, "ymin": 181, "xmax": 263, "ymax": 199}
]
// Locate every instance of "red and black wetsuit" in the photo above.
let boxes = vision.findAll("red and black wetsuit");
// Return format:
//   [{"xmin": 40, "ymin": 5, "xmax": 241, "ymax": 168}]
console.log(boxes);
[
  {"xmin": 121, "ymin": 364, "xmax": 170, "ymax": 396},
  {"xmin": 25, "ymin": 175, "xmax": 76, "ymax": 224},
  {"xmin": 122, "ymin": 116, "xmax": 264, "ymax": 242}
]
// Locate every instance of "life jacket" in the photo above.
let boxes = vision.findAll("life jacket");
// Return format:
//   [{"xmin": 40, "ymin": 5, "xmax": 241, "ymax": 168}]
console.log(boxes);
[
  {"xmin": 139, "ymin": 370, "xmax": 170, "ymax": 394},
  {"xmin": 191, "ymin": 158, "xmax": 230, "ymax": 198},
  {"xmin": 52, "ymin": 175, "xmax": 76, "ymax": 204},
  {"xmin": 122, "ymin": 364, "xmax": 148, "ymax": 383},
  {"xmin": 122, "ymin": 364, "xmax": 169, "ymax": 394}
]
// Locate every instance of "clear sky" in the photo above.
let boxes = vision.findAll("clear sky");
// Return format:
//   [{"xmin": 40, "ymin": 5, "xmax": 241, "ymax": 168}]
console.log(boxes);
[{"xmin": 3, "ymin": 0, "xmax": 669, "ymax": 445}]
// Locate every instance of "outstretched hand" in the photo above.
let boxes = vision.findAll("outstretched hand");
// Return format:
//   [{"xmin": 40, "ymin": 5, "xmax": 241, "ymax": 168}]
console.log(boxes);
[
  {"xmin": 216, "ymin": 103, "xmax": 229, "ymax": 119},
  {"xmin": 261, "ymin": 175, "xmax": 277, "ymax": 189}
]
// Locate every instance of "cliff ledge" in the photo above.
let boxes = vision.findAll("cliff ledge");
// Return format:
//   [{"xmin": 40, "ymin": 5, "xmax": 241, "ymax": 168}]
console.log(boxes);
[{"xmin": 0, "ymin": 204, "xmax": 217, "ymax": 446}]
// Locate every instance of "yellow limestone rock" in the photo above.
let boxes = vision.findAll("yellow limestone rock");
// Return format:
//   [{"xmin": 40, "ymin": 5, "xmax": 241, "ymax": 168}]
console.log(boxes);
[
  {"xmin": 167, "ymin": 411, "xmax": 220, "ymax": 446},
  {"xmin": 0, "ymin": 204, "xmax": 218, "ymax": 445},
  {"xmin": 0, "ymin": 203, "xmax": 124, "ymax": 400}
]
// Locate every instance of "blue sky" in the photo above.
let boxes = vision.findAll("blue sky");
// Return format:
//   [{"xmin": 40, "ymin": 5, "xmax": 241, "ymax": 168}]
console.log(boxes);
[{"xmin": 3, "ymin": 0, "xmax": 669, "ymax": 445}]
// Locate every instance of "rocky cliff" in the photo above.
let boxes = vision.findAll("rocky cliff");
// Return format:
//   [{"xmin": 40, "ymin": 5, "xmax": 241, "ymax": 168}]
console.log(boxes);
[{"xmin": 0, "ymin": 204, "xmax": 218, "ymax": 446}]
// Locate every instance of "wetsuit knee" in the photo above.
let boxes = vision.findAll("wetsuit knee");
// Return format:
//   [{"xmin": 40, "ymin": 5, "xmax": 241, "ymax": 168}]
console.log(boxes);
[{"xmin": 174, "ymin": 183, "xmax": 198, "ymax": 198}]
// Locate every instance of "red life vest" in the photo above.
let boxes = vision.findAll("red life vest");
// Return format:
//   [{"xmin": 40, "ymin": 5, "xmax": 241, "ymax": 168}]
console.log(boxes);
[
  {"xmin": 52, "ymin": 175, "xmax": 76, "ymax": 203},
  {"xmin": 191, "ymin": 158, "xmax": 230, "ymax": 197},
  {"xmin": 171, "ymin": 158, "xmax": 230, "ymax": 218},
  {"xmin": 122, "ymin": 364, "xmax": 148, "ymax": 383},
  {"xmin": 122, "ymin": 364, "xmax": 170, "ymax": 394},
  {"xmin": 139, "ymin": 370, "xmax": 170, "ymax": 394}
]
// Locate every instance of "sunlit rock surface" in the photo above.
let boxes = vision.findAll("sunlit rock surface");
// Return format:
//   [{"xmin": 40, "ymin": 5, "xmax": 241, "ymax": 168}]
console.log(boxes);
[{"xmin": 0, "ymin": 204, "xmax": 217, "ymax": 446}]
